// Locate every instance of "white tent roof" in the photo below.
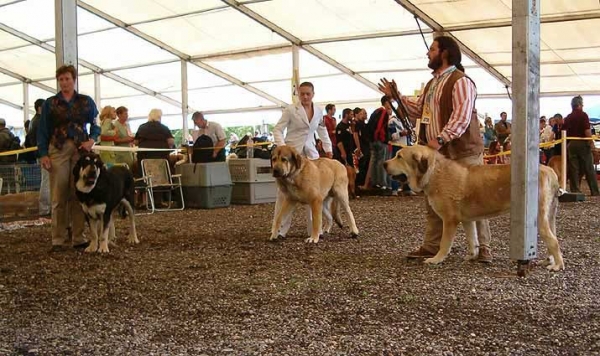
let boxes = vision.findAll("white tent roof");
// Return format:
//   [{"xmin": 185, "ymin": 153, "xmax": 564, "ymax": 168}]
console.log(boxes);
[{"xmin": 1, "ymin": 0, "xmax": 600, "ymax": 128}]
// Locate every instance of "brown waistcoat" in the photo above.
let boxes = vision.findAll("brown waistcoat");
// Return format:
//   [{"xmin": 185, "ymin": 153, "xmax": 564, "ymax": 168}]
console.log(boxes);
[{"xmin": 419, "ymin": 70, "xmax": 483, "ymax": 160}]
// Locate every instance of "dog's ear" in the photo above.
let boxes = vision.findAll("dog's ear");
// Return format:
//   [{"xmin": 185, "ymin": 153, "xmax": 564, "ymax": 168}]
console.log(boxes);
[
  {"xmin": 72, "ymin": 161, "xmax": 80, "ymax": 180},
  {"xmin": 292, "ymin": 151, "xmax": 303, "ymax": 171},
  {"xmin": 416, "ymin": 156, "xmax": 429, "ymax": 174}
]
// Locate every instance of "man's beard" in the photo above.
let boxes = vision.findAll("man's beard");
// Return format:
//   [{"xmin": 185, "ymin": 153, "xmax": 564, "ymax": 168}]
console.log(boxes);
[{"xmin": 428, "ymin": 53, "xmax": 443, "ymax": 70}]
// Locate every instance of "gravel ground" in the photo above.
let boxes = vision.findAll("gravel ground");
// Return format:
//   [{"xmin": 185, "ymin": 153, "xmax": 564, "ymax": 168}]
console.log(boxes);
[{"xmin": 1, "ymin": 194, "xmax": 599, "ymax": 356}]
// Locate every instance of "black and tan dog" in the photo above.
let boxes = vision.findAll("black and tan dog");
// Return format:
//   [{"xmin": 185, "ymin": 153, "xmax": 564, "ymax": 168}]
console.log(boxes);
[
  {"xmin": 384, "ymin": 145, "xmax": 564, "ymax": 271},
  {"xmin": 74, "ymin": 152, "xmax": 138, "ymax": 253},
  {"xmin": 270, "ymin": 145, "xmax": 359, "ymax": 243}
]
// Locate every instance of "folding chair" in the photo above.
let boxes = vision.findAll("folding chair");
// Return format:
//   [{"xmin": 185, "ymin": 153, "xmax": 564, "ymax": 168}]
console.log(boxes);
[{"xmin": 136, "ymin": 159, "xmax": 184, "ymax": 213}]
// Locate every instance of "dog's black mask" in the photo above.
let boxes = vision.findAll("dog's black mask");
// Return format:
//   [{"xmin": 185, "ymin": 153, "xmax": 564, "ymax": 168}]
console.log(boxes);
[
  {"xmin": 74, "ymin": 152, "xmax": 104, "ymax": 186},
  {"xmin": 392, "ymin": 173, "xmax": 408, "ymax": 183}
]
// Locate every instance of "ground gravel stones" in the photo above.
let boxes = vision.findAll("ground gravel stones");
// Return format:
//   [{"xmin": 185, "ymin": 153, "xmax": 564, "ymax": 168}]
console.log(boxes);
[{"xmin": 1, "ymin": 195, "xmax": 599, "ymax": 355}]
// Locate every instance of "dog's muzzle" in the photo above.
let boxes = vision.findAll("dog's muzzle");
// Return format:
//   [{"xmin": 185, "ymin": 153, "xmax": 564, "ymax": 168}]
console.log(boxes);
[
  {"xmin": 83, "ymin": 169, "xmax": 97, "ymax": 185},
  {"xmin": 272, "ymin": 168, "xmax": 284, "ymax": 178},
  {"xmin": 391, "ymin": 174, "xmax": 408, "ymax": 183}
]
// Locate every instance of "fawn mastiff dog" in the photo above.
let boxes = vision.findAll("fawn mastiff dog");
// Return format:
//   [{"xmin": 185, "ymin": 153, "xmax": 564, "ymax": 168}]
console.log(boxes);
[
  {"xmin": 270, "ymin": 145, "xmax": 359, "ymax": 243},
  {"xmin": 384, "ymin": 145, "xmax": 564, "ymax": 271}
]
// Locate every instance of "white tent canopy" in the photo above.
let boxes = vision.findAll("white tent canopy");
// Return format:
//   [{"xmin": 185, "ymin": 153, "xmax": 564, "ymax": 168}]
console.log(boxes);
[{"xmin": 1, "ymin": 0, "xmax": 600, "ymax": 129}]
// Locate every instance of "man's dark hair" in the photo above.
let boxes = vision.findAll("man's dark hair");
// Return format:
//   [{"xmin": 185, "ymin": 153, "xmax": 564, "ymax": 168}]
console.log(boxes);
[
  {"xmin": 353, "ymin": 107, "xmax": 362, "ymax": 116},
  {"xmin": 34, "ymin": 99, "xmax": 45, "ymax": 112},
  {"xmin": 192, "ymin": 111, "xmax": 204, "ymax": 120},
  {"xmin": 571, "ymin": 95, "xmax": 583, "ymax": 109},
  {"xmin": 434, "ymin": 36, "xmax": 464, "ymax": 72},
  {"xmin": 342, "ymin": 108, "xmax": 352, "ymax": 119},
  {"xmin": 500, "ymin": 111, "xmax": 507, "ymax": 117},
  {"xmin": 381, "ymin": 95, "xmax": 391, "ymax": 106},
  {"xmin": 553, "ymin": 113, "xmax": 563, "ymax": 119},
  {"xmin": 325, "ymin": 104, "xmax": 335, "ymax": 112},
  {"xmin": 299, "ymin": 82, "xmax": 314, "ymax": 91}
]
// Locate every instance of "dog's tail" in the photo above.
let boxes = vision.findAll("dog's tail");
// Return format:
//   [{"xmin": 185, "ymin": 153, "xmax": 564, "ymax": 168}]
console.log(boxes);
[
  {"xmin": 120, "ymin": 170, "xmax": 136, "ymax": 218},
  {"xmin": 547, "ymin": 167, "xmax": 564, "ymax": 197}
]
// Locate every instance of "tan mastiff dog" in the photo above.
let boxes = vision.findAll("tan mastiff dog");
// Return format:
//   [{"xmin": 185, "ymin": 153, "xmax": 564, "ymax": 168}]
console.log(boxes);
[
  {"xmin": 270, "ymin": 145, "xmax": 359, "ymax": 243},
  {"xmin": 384, "ymin": 145, "xmax": 564, "ymax": 271}
]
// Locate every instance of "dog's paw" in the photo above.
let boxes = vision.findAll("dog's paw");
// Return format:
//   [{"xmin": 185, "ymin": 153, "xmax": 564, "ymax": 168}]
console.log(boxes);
[
  {"xmin": 98, "ymin": 241, "xmax": 110, "ymax": 253},
  {"xmin": 424, "ymin": 257, "xmax": 445, "ymax": 265},
  {"xmin": 268, "ymin": 234, "xmax": 283, "ymax": 241},
  {"xmin": 546, "ymin": 258, "xmax": 564, "ymax": 271},
  {"xmin": 305, "ymin": 236, "xmax": 319, "ymax": 243},
  {"xmin": 128, "ymin": 236, "xmax": 140, "ymax": 244},
  {"xmin": 84, "ymin": 245, "xmax": 97, "ymax": 253},
  {"xmin": 464, "ymin": 251, "xmax": 479, "ymax": 261},
  {"xmin": 350, "ymin": 232, "xmax": 359, "ymax": 239},
  {"xmin": 544, "ymin": 255, "xmax": 555, "ymax": 266}
]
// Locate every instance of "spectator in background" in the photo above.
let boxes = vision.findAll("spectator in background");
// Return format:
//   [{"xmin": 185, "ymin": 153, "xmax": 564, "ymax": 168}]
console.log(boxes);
[
  {"xmin": 135, "ymin": 108, "xmax": 174, "ymax": 164},
  {"xmin": 25, "ymin": 99, "xmax": 45, "ymax": 151},
  {"xmin": 323, "ymin": 104, "xmax": 337, "ymax": 159},
  {"xmin": 113, "ymin": 106, "xmax": 135, "ymax": 168},
  {"xmin": 540, "ymin": 116, "xmax": 555, "ymax": 164},
  {"xmin": 486, "ymin": 140, "xmax": 506, "ymax": 165},
  {"xmin": 366, "ymin": 96, "xmax": 393, "ymax": 190},
  {"xmin": 562, "ymin": 96, "xmax": 599, "ymax": 195},
  {"xmin": 335, "ymin": 108, "xmax": 355, "ymax": 167},
  {"xmin": 482, "ymin": 116, "xmax": 496, "ymax": 148},
  {"xmin": 229, "ymin": 133, "xmax": 240, "ymax": 146},
  {"xmin": 191, "ymin": 111, "xmax": 226, "ymax": 162},
  {"xmin": 24, "ymin": 98, "xmax": 50, "ymax": 214},
  {"xmin": 134, "ymin": 109, "xmax": 176, "ymax": 208},
  {"xmin": 353, "ymin": 107, "xmax": 371, "ymax": 190},
  {"xmin": 387, "ymin": 107, "xmax": 414, "ymax": 196},
  {"xmin": 552, "ymin": 113, "xmax": 564, "ymax": 156},
  {"xmin": 494, "ymin": 111, "xmax": 511, "ymax": 144},
  {"xmin": 0, "ymin": 118, "xmax": 21, "ymax": 163},
  {"xmin": 98, "ymin": 105, "xmax": 117, "ymax": 165}
]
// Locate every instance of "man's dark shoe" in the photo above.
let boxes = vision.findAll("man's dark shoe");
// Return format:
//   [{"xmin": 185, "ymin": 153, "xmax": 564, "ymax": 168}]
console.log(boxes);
[
  {"xmin": 406, "ymin": 246, "xmax": 437, "ymax": 259},
  {"xmin": 73, "ymin": 241, "xmax": 90, "ymax": 250},
  {"xmin": 478, "ymin": 246, "xmax": 493, "ymax": 263}
]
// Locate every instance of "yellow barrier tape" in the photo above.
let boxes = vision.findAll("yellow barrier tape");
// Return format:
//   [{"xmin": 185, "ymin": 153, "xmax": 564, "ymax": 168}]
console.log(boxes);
[
  {"xmin": 187, "ymin": 141, "xmax": 273, "ymax": 151},
  {"xmin": 92, "ymin": 146, "xmax": 182, "ymax": 153},
  {"xmin": 484, "ymin": 135, "xmax": 599, "ymax": 159},
  {"xmin": 388, "ymin": 142, "xmax": 409, "ymax": 148},
  {"xmin": 0, "ymin": 146, "xmax": 38, "ymax": 156}
]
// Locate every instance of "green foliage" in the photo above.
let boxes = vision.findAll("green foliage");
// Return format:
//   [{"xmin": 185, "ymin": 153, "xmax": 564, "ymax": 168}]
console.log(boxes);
[
  {"xmin": 170, "ymin": 124, "xmax": 275, "ymax": 147},
  {"xmin": 170, "ymin": 129, "xmax": 185, "ymax": 147}
]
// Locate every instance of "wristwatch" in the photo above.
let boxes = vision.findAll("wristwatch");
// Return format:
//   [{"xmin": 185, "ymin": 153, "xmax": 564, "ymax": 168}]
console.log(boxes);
[{"xmin": 436, "ymin": 136, "xmax": 445, "ymax": 146}]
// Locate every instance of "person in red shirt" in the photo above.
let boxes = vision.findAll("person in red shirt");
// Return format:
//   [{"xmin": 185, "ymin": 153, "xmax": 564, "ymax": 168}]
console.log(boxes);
[
  {"xmin": 562, "ymin": 95, "xmax": 599, "ymax": 195},
  {"xmin": 323, "ymin": 104, "xmax": 338, "ymax": 158}
]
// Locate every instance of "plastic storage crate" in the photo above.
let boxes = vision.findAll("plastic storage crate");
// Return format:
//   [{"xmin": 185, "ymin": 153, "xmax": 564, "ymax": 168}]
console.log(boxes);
[
  {"xmin": 228, "ymin": 158, "xmax": 274, "ymax": 183},
  {"xmin": 231, "ymin": 181, "xmax": 277, "ymax": 205},
  {"xmin": 182, "ymin": 185, "xmax": 232, "ymax": 209},
  {"xmin": 176, "ymin": 162, "xmax": 232, "ymax": 187}
]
